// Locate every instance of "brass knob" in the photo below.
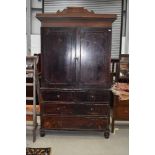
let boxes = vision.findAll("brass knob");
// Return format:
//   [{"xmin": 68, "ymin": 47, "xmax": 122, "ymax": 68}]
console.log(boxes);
[
  {"xmin": 91, "ymin": 95, "xmax": 94, "ymax": 99},
  {"xmin": 57, "ymin": 94, "xmax": 60, "ymax": 98},
  {"xmin": 90, "ymin": 108, "xmax": 94, "ymax": 111},
  {"xmin": 57, "ymin": 107, "xmax": 60, "ymax": 111}
]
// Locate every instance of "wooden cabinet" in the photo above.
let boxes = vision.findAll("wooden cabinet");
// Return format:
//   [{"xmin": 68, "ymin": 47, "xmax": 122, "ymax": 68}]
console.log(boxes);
[
  {"xmin": 41, "ymin": 27, "xmax": 112, "ymax": 88},
  {"xmin": 111, "ymin": 95, "xmax": 129, "ymax": 133},
  {"xmin": 37, "ymin": 7, "xmax": 116, "ymax": 138}
]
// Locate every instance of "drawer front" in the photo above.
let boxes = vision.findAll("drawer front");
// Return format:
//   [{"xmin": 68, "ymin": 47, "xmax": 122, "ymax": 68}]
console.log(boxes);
[
  {"xmin": 74, "ymin": 91, "xmax": 110, "ymax": 102},
  {"xmin": 41, "ymin": 91, "xmax": 74, "ymax": 101},
  {"xmin": 87, "ymin": 91, "xmax": 110, "ymax": 102},
  {"xmin": 41, "ymin": 90, "xmax": 110, "ymax": 102},
  {"xmin": 115, "ymin": 106, "xmax": 129, "ymax": 120},
  {"xmin": 43, "ymin": 103, "xmax": 109, "ymax": 116},
  {"xmin": 42, "ymin": 116, "xmax": 109, "ymax": 130}
]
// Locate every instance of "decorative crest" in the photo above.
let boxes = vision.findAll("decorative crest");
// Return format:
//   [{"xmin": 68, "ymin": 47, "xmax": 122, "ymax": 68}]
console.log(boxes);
[{"xmin": 56, "ymin": 7, "xmax": 95, "ymax": 16}]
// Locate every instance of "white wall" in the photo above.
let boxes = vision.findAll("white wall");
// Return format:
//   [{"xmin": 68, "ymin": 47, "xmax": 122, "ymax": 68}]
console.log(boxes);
[
  {"xmin": 32, "ymin": 10, "xmax": 41, "ymax": 34},
  {"xmin": 121, "ymin": 0, "xmax": 129, "ymax": 54},
  {"xmin": 31, "ymin": 7, "xmax": 41, "ymax": 55},
  {"xmin": 125, "ymin": 0, "xmax": 129, "ymax": 53},
  {"xmin": 31, "ymin": 35, "xmax": 40, "ymax": 55},
  {"xmin": 121, "ymin": 36, "xmax": 128, "ymax": 54},
  {"xmin": 32, "ymin": 0, "xmax": 42, "ymax": 8},
  {"xmin": 28, "ymin": 0, "xmax": 129, "ymax": 56},
  {"xmin": 27, "ymin": 0, "xmax": 42, "ymax": 55}
]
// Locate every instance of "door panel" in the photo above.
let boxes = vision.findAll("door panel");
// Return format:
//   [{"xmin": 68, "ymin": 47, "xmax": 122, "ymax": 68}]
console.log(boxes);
[
  {"xmin": 41, "ymin": 27, "xmax": 76, "ymax": 87},
  {"xmin": 41, "ymin": 27, "xmax": 111, "ymax": 88},
  {"xmin": 77, "ymin": 28, "xmax": 112, "ymax": 88}
]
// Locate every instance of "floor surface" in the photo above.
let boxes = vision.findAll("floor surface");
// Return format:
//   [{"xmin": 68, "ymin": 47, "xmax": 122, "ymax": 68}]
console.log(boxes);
[{"xmin": 27, "ymin": 122, "xmax": 129, "ymax": 155}]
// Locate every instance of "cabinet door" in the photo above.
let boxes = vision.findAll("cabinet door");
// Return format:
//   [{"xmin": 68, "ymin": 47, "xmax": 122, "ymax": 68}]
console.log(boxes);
[
  {"xmin": 41, "ymin": 27, "xmax": 76, "ymax": 87},
  {"xmin": 77, "ymin": 28, "xmax": 112, "ymax": 88}
]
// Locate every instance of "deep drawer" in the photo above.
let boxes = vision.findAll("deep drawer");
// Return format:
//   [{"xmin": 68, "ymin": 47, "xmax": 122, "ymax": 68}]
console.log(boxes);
[
  {"xmin": 41, "ymin": 91, "xmax": 74, "ymax": 101},
  {"xmin": 43, "ymin": 103, "xmax": 109, "ymax": 116},
  {"xmin": 41, "ymin": 90, "xmax": 110, "ymax": 102},
  {"xmin": 42, "ymin": 116, "xmax": 109, "ymax": 130},
  {"xmin": 74, "ymin": 91, "xmax": 110, "ymax": 102},
  {"xmin": 87, "ymin": 91, "xmax": 110, "ymax": 102}
]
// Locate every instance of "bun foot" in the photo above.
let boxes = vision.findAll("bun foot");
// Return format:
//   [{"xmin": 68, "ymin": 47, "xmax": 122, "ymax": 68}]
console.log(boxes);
[
  {"xmin": 40, "ymin": 129, "xmax": 45, "ymax": 137},
  {"xmin": 104, "ymin": 130, "xmax": 110, "ymax": 139}
]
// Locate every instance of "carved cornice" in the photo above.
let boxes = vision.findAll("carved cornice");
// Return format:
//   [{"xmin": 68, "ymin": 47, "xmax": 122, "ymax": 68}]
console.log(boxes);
[
  {"xmin": 56, "ymin": 7, "xmax": 95, "ymax": 16},
  {"xmin": 37, "ymin": 7, "xmax": 116, "ymax": 19},
  {"xmin": 36, "ymin": 7, "xmax": 116, "ymax": 27}
]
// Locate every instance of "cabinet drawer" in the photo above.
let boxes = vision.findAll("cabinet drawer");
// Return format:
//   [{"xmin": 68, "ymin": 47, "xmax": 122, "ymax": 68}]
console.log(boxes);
[
  {"xmin": 43, "ymin": 103, "xmax": 109, "ymax": 116},
  {"xmin": 115, "ymin": 106, "xmax": 129, "ymax": 120},
  {"xmin": 41, "ymin": 90, "xmax": 110, "ymax": 102},
  {"xmin": 41, "ymin": 91, "xmax": 74, "ymax": 101},
  {"xmin": 74, "ymin": 91, "xmax": 110, "ymax": 102},
  {"xmin": 42, "ymin": 116, "xmax": 109, "ymax": 130},
  {"xmin": 87, "ymin": 91, "xmax": 110, "ymax": 102}
]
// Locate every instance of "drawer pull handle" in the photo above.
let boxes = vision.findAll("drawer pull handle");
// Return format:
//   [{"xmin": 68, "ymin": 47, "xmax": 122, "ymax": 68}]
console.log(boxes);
[
  {"xmin": 56, "ymin": 107, "xmax": 60, "ymax": 111},
  {"xmin": 90, "ymin": 108, "xmax": 94, "ymax": 111},
  {"xmin": 91, "ymin": 96, "xmax": 94, "ymax": 99},
  {"xmin": 57, "ymin": 95, "xmax": 60, "ymax": 98}
]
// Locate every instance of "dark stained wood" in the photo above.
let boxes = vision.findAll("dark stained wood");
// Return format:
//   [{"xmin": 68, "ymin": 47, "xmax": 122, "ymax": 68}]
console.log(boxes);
[
  {"xmin": 37, "ymin": 7, "xmax": 116, "ymax": 138},
  {"xmin": 36, "ymin": 7, "xmax": 116, "ymax": 28},
  {"xmin": 115, "ymin": 106, "xmax": 129, "ymax": 119},
  {"xmin": 78, "ymin": 28, "xmax": 112, "ymax": 88},
  {"xmin": 41, "ymin": 89, "xmax": 110, "ymax": 102},
  {"xmin": 111, "ymin": 95, "xmax": 129, "ymax": 133},
  {"xmin": 110, "ymin": 58, "xmax": 119, "ymax": 83},
  {"xmin": 41, "ymin": 22, "xmax": 113, "ymax": 28},
  {"xmin": 42, "ymin": 116, "xmax": 109, "ymax": 130},
  {"xmin": 43, "ymin": 103, "xmax": 109, "ymax": 116},
  {"xmin": 41, "ymin": 27, "xmax": 76, "ymax": 87},
  {"xmin": 36, "ymin": 7, "xmax": 116, "ymax": 20}
]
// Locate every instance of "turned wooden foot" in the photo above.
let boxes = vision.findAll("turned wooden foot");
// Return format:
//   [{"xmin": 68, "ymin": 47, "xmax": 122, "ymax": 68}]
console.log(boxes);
[
  {"xmin": 40, "ymin": 129, "xmax": 45, "ymax": 137},
  {"xmin": 104, "ymin": 129, "xmax": 110, "ymax": 139}
]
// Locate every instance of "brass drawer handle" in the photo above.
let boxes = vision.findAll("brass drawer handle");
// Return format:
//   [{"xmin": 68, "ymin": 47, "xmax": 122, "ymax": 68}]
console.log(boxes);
[
  {"xmin": 90, "ymin": 107, "xmax": 94, "ymax": 111},
  {"xmin": 56, "ymin": 107, "xmax": 60, "ymax": 111},
  {"xmin": 91, "ymin": 95, "xmax": 95, "ymax": 99},
  {"xmin": 57, "ymin": 94, "xmax": 60, "ymax": 98}
]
